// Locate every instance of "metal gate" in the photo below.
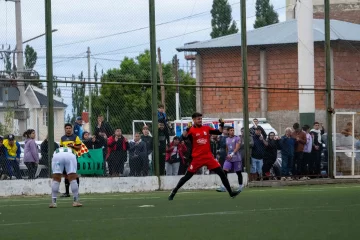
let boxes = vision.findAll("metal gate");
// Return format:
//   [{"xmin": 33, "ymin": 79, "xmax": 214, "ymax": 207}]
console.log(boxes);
[{"xmin": 333, "ymin": 112, "xmax": 360, "ymax": 178}]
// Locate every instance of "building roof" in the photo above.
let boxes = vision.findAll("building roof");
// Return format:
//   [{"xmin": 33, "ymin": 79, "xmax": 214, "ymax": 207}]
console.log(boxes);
[
  {"xmin": 27, "ymin": 85, "xmax": 67, "ymax": 108},
  {"xmin": 177, "ymin": 19, "xmax": 360, "ymax": 51}
]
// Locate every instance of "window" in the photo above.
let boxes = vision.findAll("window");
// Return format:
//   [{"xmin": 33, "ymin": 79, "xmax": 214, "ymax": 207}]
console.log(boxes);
[
  {"xmin": 43, "ymin": 110, "xmax": 58, "ymax": 126},
  {"xmin": 43, "ymin": 110, "xmax": 48, "ymax": 126}
]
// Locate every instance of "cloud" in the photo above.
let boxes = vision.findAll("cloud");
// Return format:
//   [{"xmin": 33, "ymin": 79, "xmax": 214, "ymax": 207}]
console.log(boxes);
[{"xmin": 0, "ymin": 0, "xmax": 287, "ymax": 79}]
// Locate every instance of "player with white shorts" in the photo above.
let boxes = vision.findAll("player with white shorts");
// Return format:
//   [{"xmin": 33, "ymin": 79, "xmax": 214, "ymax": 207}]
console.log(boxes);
[{"xmin": 49, "ymin": 147, "xmax": 82, "ymax": 208}]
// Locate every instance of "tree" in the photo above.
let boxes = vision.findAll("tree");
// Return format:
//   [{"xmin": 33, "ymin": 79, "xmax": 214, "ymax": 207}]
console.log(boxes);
[
  {"xmin": 25, "ymin": 45, "xmax": 37, "ymax": 70},
  {"xmin": 24, "ymin": 45, "xmax": 43, "ymax": 88},
  {"xmin": 71, "ymin": 72, "xmax": 86, "ymax": 120},
  {"xmin": 93, "ymin": 64, "xmax": 99, "ymax": 96},
  {"xmin": 53, "ymin": 77, "xmax": 62, "ymax": 97},
  {"xmin": 1, "ymin": 47, "xmax": 12, "ymax": 75},
  {"xmin": 66, "ymin": 114, "xmax": 71, "ymax": 124},
  {"xmin": 210, "ymin": 0, "xmax": 238, "ymax": 39},
  {"xmin": 253, "ymin": 0, "xmax": 279, "ymax": 29},
  {"xmin": 90, "ymin": 50, "xmax": 196, "ymax": 134}
]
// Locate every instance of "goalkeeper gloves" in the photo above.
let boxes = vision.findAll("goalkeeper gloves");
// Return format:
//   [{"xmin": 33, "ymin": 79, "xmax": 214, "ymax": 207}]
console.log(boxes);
[
  {"xmin": 186, "ymin": 122, "xmax": 192, "ymax": 131},
  {"xmin": 219, "ymin": 118, "xmax": 225, "ymax": 128}
]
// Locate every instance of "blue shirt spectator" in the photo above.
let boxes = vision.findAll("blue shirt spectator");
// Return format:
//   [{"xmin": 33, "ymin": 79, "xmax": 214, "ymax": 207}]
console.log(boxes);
[{"xmin": 73, "ymin": 116, "xmax": 84, "ymax": 140}]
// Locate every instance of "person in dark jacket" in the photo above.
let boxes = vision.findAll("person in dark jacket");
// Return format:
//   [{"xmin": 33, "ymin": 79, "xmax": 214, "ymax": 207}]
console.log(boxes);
[
  {"xmin": 262, "ymin": 132, "xmax": 279, "ymax": 178},
  {"xmin": 129, "ymin": 132, "xmax": 147, "ymax": 176},
  {"xmin": 94, "ymin": 115, "xmax": 113, "ymax": 138},
  {"xmin": 310, "ymin": 131, "xmax": 321, "ymax": 176},
  {"xmin": 83, "ymin": 132, "xmax": 103, "ymax": 150},
  {"xmin": 40, "ymin": 135, "xmax": 59, "ymax": 178},
  {"xmin": 141, "ymin": 125, "xmax": 153, "ymax": 176},
  {"xmin": 158, "ymin": 120, "xmax": 170, "ymax": 175},
  {"xmin": 106, "ymin": 129, "xmax": 129, "ymax": 177},
  {"xmin": 250, "ymin": 127, "xmax": 268, "ymax": 181},
  {"xmin": 217, "ymin": 127, "xmax": 228, "ymax": 168},
  {"xmin": 279, "ymin": 127, "xmax": 295, "ymax": 180},
  {"xmin": 249, "ymin": 118, "xmax": 267, "ymax": 139},
  {"xmin": 178, "ymin": 130, "xmax": 192, "ymax": 175},
  {"xmin": 0, "ymin": 136, "xmax": 10, "ymax": 180}
]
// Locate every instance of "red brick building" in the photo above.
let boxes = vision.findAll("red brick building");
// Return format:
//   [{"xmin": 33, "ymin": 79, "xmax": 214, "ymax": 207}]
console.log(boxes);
[{"xmin": 177, "ymin": 19, "xmax": 360, "ymax": 129}]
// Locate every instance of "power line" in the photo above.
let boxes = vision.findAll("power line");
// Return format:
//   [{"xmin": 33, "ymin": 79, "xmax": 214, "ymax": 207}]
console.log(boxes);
[
  {"xmin": 36, "ymin": 1, "xmax": 242, "ymax": 52},
  {"xmin": 91, "ymin": 4, "xmax": 291, "ymax": 56}
]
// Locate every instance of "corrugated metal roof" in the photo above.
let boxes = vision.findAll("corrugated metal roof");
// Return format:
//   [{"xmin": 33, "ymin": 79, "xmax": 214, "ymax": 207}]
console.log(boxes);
[{"xmin": 177, "ymin": 19, "xmax": 360, "ymax": 51}]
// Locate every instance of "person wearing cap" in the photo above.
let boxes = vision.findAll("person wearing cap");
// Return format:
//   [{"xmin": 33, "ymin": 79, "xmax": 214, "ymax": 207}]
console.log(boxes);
[
  {"xmin": 74, "ymin": 116, "xmax": 84, "ymax": 140},
  {"xmin": 3, "ymin": 134, "xmax": 22, "ymax": 179}
]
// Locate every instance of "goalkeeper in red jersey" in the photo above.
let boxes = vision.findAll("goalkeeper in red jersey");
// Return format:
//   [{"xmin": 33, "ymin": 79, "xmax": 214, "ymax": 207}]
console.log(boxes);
[{"xmin": 168, "ymin": 112, "xmax": 241, "ymax": 200}]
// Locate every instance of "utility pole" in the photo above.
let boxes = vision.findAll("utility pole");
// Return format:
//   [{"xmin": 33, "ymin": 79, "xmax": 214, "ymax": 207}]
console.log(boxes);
[
  {"xmin": 7, "ymin": 0, "xmax": 27, "ymax": 135},
  {"xmin": 87, "ymin": 47, "xmax": 92, "ymax": 133},
  {"xmin": 173, "ymin": 55, "xmax": 180, "ymax": 120},
  {"xmin": 240, "ymin": 0, "xmax": 250, "ymax": 177},
  {"xmin": 157, "ymin": 47, "xmax": 165, "ymax": 110},
  {"xmin": 149, "ymin": 0, "xmax": 159, "ymax": 180},
  {"xmin": 325, "ymin": 0, "xmax": 333, "ymax": 178},
  {"xmin": 45, "ymin": 0, "xmax": 54, "ymax": 176}
]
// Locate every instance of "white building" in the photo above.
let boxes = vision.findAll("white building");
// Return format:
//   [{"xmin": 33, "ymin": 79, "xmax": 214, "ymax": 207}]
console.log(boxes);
[{"xmin": 24, "ymin": 85, "xmax": 67, "ymax": 141}]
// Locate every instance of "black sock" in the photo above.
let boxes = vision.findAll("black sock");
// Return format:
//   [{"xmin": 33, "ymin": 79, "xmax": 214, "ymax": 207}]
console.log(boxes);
[
  {"xmin": 213, "ymin": 167, "xmax": 233, "ymax": 195},
  {"xmin": 76, "ymin": 177, "xmax": 80, "ymax": 187},
  {"xmin": 236, "ymin": 171, "xmax": 243, "ymax": 185},
  {"xmin": 173, "ymin": 171, "xmax": 194, "ymax": 193},
  {"xmin": 65, "ymin": 179, "xmax": 70, "ymax": 194}
]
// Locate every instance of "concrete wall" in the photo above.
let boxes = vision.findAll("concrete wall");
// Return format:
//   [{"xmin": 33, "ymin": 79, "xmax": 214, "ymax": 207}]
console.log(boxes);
[{"xmin": 0, "ymin": 173, "xmax": 248, "ymax": 197}]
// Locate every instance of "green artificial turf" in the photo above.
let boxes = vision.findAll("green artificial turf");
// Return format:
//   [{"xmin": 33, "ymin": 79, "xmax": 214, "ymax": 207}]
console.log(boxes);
[{"xmin": 0, "ymin": 184, "xmax": 359, "ymax": 240}]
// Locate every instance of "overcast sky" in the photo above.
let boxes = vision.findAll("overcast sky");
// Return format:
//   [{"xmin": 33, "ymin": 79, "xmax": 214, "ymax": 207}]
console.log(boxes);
[{"xmin": 0, "ymin": 0, "xmax": 286, "ymax": 114}]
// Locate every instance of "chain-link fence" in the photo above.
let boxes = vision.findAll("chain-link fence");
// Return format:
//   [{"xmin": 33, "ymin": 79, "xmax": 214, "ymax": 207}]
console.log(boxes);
[{"xmin": 0, "ymin": 0, "xmax": 360, "ymax": 183}]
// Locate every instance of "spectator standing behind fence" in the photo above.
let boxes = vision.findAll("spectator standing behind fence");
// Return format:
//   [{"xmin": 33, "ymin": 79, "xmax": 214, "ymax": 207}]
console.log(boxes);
[
  {"xmin": 141, "ymin": 125, "xmax": 152, "ymax": 176},
  {"xmin": 279, "ymin": 128, "xmax": 295, "ymax": 180},
  {"xmin": 40, "ymin": 136, "xmax": 59, "ymax": 178},
  {"xmin": 95, "ymin": 115, "xmax": 113, "ymax": 138},
  {"xmin": 262, "ymin": 132, "xmax": 279, "ymax": 178},
  {"xmin": 23, "ymin": 129, "xmax": 39, "ymax": 179},
  {"xmin": 239, "ymin": 127, "xmax": 254, "ymax": 169},
  {"xmin": 73, "ymin": 117, "xmax": 84, "ymax": 140},
  {"xmin": 158, "ymin": 104, "xmax": 168, "ymax": 127},
  {"xmin": 302, "ymin": 125, "xmax": 312, "ymax": 180},
  {"xmin": 210, "ymin": 135, "xmax": 219, "ymax": 160},
  {"xmin": 310, "ymin": 131, "xmax": 321, "ymax": 176},
  {"xmin": 165, "ymin": 136, "xmax": 187, "ymax": 176},
  {"xmin": 179, "ymin": 130, "xmax": 192, "ymax": 175},
  {"xmin": 83, "ymin": 132, "xmax": 103, "ymax": 150},
  {"xmin": 291, "ymin": 123, "xmax": 307, "ymax": 179},
  {"xmin": 106, "ymin": 129, "xmax": 128, "ymax": 177},
  {"xmin": 249, "ymin": 118, "xmax": 267, "ymax": 139},
  {"xmin": 3, "ymin": 134, "xmax": 22, "ymax": 180},
  {"xmin": 158, "ymin": 121, "xmax": 170, "ymax": 175},
  {"xmin": 0, "ymin": 136, "xmax": 10, "ymax": 180},
  {"xmin": 217, "ymin": 127, "xmax": 229, "ymax": 168},
  {"xmin": 129, "ymin": 133, "xmax": 147, "ymax": 176},
  {"xmin": 250, "ymin": 127, "xmax": 268, "ymax": 181},
  {"xmin": 311, "ymin": 122, "xmax": 324, "ymax": 176}
]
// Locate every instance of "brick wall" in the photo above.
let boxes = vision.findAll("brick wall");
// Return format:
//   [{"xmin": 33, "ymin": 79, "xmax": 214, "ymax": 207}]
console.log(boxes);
[
  {"xmin": 332, "ymin": 42, "xmax": 360, "ymax": 109},
  {"xmin": 313, "ymin": 4, "xmax": 360, "ymax": 24},
  {"xmin": 199, "ymin": 42, "xmax": 360, "ymax": 116}
]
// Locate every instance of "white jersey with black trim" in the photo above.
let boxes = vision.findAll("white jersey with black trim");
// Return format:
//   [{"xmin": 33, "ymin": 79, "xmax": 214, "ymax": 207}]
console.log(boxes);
[{"xmin": 54, "ymin": 147, "xmax": 75, "ymax": 155}]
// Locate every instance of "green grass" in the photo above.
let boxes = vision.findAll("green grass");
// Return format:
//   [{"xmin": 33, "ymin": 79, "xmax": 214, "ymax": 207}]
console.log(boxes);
[{"xmin": 0, "ymin": 184, "xmax": 360, "ymax": 240}]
